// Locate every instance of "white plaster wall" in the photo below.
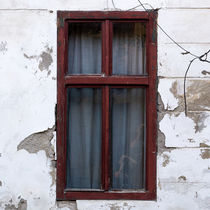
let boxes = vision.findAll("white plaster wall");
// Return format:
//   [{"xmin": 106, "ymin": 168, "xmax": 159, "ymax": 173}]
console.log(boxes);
[{"xmin": 0, "ymin": 0, "xmax": 209, "ymax": 209}]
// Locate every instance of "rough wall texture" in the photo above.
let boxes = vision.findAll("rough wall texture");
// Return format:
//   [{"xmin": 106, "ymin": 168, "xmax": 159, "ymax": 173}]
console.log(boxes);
[{"xmin": 0, "ymin": 0, "xmax": 210, "ymax": 209}]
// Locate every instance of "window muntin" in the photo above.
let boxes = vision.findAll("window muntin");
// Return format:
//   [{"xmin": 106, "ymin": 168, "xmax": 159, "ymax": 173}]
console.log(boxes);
[{"xmin": 57, "ymin": 11, "xmax": 157, "ymax": 200}]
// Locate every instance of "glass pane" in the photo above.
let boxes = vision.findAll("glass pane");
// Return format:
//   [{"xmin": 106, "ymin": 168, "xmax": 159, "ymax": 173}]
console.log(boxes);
[
  {"xmin": 66, "ymin": 88, "xmax": 102, "ymax": 189},
  {"xmin": 68, "ymin": 22, "xmax": 102, "ymax": 74},
  {"xmin": 112, "ymin": 22, "xmax": 146, "ymax": 75},
  {"xmin": 110, "ymin": 88, "xmax": 146, "ymax": 190}
]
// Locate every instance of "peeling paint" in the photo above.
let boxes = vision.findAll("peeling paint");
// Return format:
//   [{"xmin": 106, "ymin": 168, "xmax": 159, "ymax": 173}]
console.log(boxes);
[
  {"xmin": 38, "ymin": 46, "xmax": 53, "ymax": 72},
  {"xmin": 200, "ymin": 149, "xmax": 210, "ymax": 159},
  {"xmin": 188, "ymin": 112, "xmax": 207, "ymax": 133},
  {"xmin": 187, "ymin": 80, "xmax": 210, "ymax": 111},
  {"xmin": 168, "ymin": 80, "xmax": 208, "ymax": 133},
  {"xmin": 158, "ymin": 178, "xmax": 162, "ymax": 190},
  {"xmin": 106, "ymin": 202, "xmax": 135, "ymax": 210},
  {"xmin": 162, "ymin": 154, "xmax": 170, "ymax": 167},
  {"xmin": 0, "ymin": 41, "xmax": 7, "ymax": 54},
  {"xmin": 169, "ymin": 81, "xmax": 184, "ymax": 111},
  {"xmin": 201, "ymin": 70, "xmax": 210, "ymax": 75},
  {"xmin": 4, "ymin": 199, "xmax": 27, "ymax": 210},
  {"xmin": 23, "ymin": 53, "xmax": 37, "ymax": 60},
  {"xmin": 56, "ymin": 201, "xmax": 77, "ymax": 210},
  {"xmin": 178, "ymin": 176, "xmax": 187, "ymax": 182},
  {"xmin": 23, "ymin": 45, "xmax": 53, "ymax": 76},
  {"xmin": 200, "ymin": 143, "xmax": 210, "ymax": 148},
  {"xmin": 17, "ymin": 126, "xmax": 55, "ymax": 158}
]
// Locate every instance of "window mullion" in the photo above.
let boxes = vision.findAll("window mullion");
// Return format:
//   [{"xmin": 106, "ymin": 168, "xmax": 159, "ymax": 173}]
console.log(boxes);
[
  {"xmin": 102, "ymin": 85, "xmax": 110, "ymax": 191},
  {"xmin": 105, "ymin": 20, "xmax": 110, "ymax": 76}
]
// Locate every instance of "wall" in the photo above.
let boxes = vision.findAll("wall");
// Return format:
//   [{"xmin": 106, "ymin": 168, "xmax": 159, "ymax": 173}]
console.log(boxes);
[{"xmin": 0, "ymin": 0, "xmax": 210, "ymax": 209}]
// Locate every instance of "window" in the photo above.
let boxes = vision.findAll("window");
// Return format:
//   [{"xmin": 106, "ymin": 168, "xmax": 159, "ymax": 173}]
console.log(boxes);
[{"xmin": 57, "ymin": 11, "xmax": 157, "ymax": 200}]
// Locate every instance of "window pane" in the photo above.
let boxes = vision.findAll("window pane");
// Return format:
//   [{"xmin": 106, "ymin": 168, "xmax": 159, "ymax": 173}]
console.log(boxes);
[
  {"xmin": 110, "ymin": 88, "xmax": 146, "ymax": 190},
  {"xmin": 66, "ymin": 88, "xmax": 102, "ymax": 189},
  {"xmin": 68, "ymin": 23, "xmax": 102, "ymax": 74},
  {"xmin": 112, "ymin": 22, "xmax": 146, "ymax": 75}
]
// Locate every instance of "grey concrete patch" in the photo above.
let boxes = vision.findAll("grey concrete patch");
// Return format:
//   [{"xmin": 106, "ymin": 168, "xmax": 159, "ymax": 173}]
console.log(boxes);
[
  {"xmin": 38, "ymin": 46, "xmax": 53, "ymax": 72},
  {"xmin": 17, "ymin": 126, "xmax": 55, "ymax": 158}
]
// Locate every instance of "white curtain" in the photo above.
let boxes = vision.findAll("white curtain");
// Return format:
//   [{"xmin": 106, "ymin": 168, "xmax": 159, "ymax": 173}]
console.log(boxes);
[
  {"xmin": 66, "ymin": 22, "xmax": 146, "ymax": 190},
  {"xmin": 110, "ymin": 88, "xmax": 145, "ymax": 189},
  {"xmin": 66, "ymin": 88, "xmax": 102, "ymax": 189},
  {"xmin": 113, "ymin": 22, "xmax": 146, "ymax": 75},
  {"xmin": 68, "ymin": 22, "xmax": 101, "ymax": 74}
]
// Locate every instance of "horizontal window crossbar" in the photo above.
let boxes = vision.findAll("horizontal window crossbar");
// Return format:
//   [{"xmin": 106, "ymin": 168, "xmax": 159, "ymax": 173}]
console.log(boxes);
[{"xmin": 65, "ymin": 76, "xmax": 149, "ymax": 85}]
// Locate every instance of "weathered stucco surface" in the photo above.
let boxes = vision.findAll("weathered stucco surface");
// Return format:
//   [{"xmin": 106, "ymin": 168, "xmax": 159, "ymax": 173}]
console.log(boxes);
[{"xmin": 0, "ymin": 0, "xmax": 210, "ymax": 209}]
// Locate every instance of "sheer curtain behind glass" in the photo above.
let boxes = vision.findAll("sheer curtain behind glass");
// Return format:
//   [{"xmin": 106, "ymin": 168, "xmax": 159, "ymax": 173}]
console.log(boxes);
[
  {"xmin": 110, "ymin": 88, "xmax": 146, "ymax": 190},
  {"xmin": 113, "ymin": 22, "xmax": 146, "ymax": 75},
  {"xmin": 66, "ymin": 88, "xmax": 102, "ymax": 189},
  {"xmin": 68, "ymin": 22, "xmax": 101, "ymax": 74}
]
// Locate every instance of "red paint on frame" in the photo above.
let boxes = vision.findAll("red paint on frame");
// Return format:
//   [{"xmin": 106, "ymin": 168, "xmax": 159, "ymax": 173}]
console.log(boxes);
[{"xmin": 57, "ymin": 11, "xmax": 157, "ymax": 200}]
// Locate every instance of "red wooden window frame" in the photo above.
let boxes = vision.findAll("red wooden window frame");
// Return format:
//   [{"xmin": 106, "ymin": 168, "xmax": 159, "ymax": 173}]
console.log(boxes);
[{"xmin": 57, "ymin": 11, "xmax": 157, "ymax": 200}]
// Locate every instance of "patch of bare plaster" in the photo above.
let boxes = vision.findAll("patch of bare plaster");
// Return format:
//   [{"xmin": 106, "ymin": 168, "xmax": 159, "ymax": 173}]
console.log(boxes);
[
  {"xmin": 4, "ymin": 199, "xmax": 27, "ymax": 210},
  {"xmin": 200, "ymin": 143, "xmax": 210, "ymax": 148},
  {"xmin": 200, "ymin": 149, "xmax": 210, "ymax": 159},
  {"xmin": 50, "ymin": 160, "xmax": 56, "ymax": 187},
  {"xmin": 106, "ymin": 202, "xmax": 134, "ymax": 210},
  {"xmin": 0, "ymin": 41, "xmax": 7, "ymax": 54},
  {"xmin": 157, "ymin": 94, "xmax": 175, "ymax": 154},
  {"xmin": 17, "ymin": 126, "xmax": 55, "ymax": 158},
  {"xmin": 169, "ymin": 80, "xmax": 209, "ymax": 132},
  {"xmin": 23, "ymin": 45, "xmax": 53, "ymax": 76},
  {"xmin": 157, "ymin": 94, "xmax": 167, "ymax": 154},
  {"xmin": 158, "ymin": 178, "xmax": 162, "ymax": 190},
  {"xmin": 188, "ymin": 112, "xmax": 207, "ymax": 133},
  {"xmin": 157, "ymin": 93, "xmax": 165, "ymax": 113},
  {"xmin": 158, "ymin": 128, "xmax": 167, "ymax": 155},
  {"xmin": 38, "ymin": 46, "xmax": 53, "ymax": 74},
  {"xmin": 201, "ymin": 70, "xmax": 210, "ymax": 75},
  {"xmin": 56, "ymin": 201, "xmax": 77, "ymax": 210},
  {"xmin": 17, "ymin": 126, "xmax": 56, "ymax": 186},
  {"xmin": 187, "ymin": 80, "xmax": 210, "ymax": 111},
  {"xmin": 169, "ymin": 81, "xmax": 184, "ymax": 112},
  {"xmin": 178, "ymin": 176, "xmax": 187, "ymax": 182},
  {"xmin": 162, "ymin": 154, "xmax": 170, "ymax": 167}
]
